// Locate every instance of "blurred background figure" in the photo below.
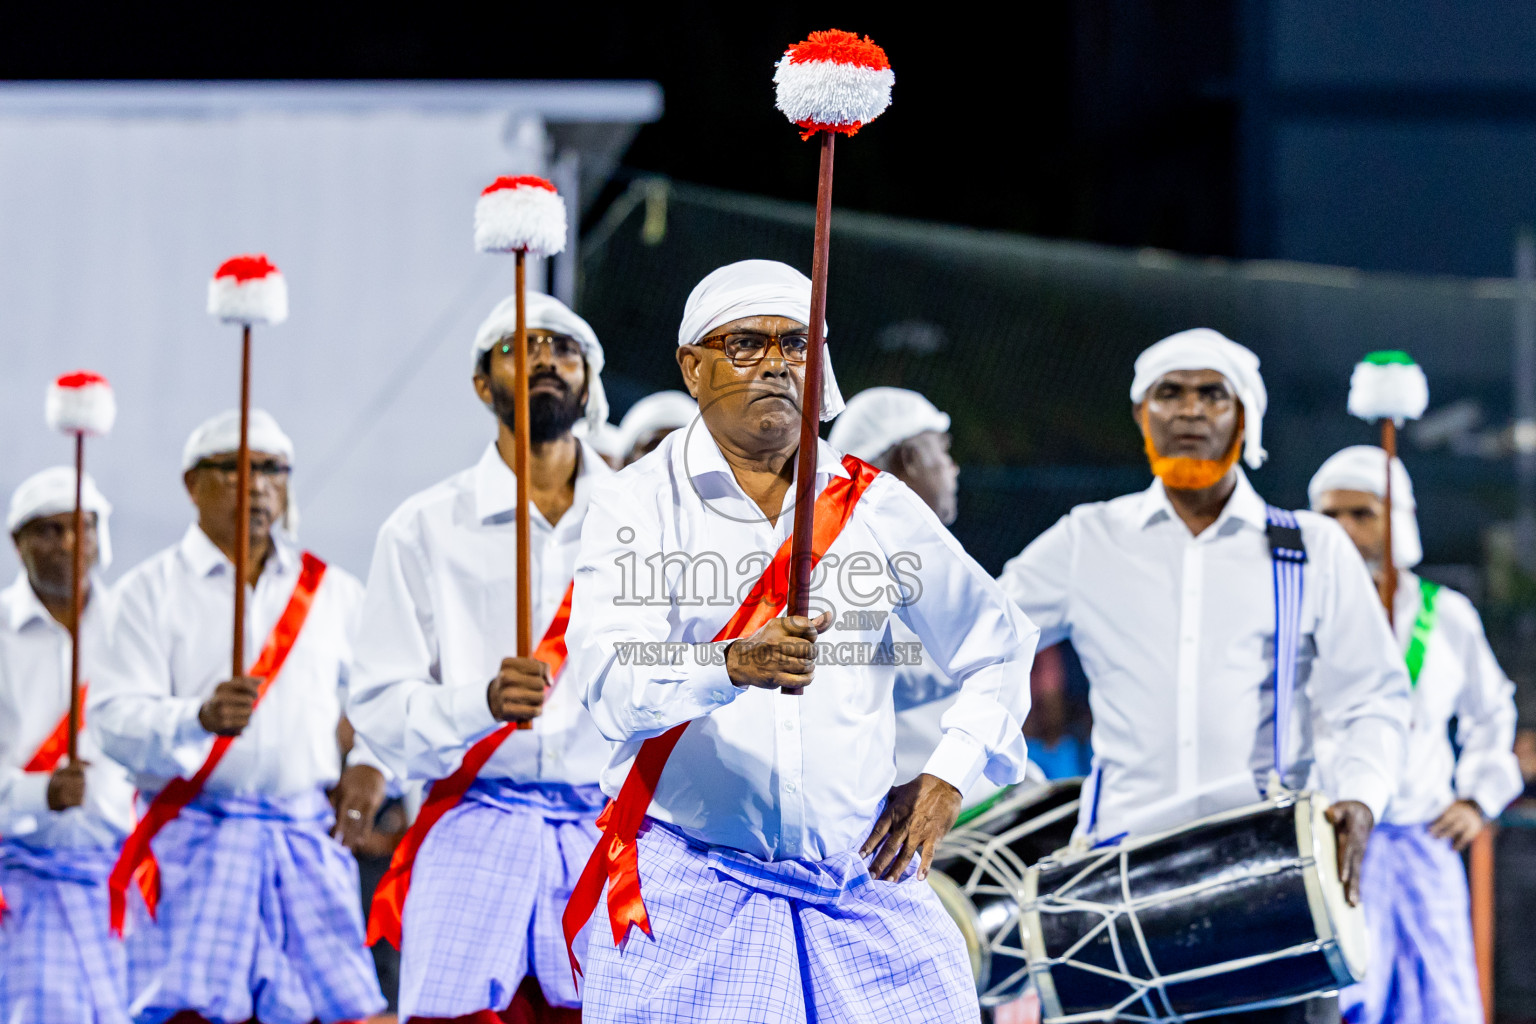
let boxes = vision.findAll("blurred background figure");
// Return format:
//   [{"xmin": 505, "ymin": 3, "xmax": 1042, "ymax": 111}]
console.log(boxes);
[
  {"xmin": 615, "ymin": 389, "xmax": 697, "ymax": 467},
  {"xmin": 829, "ymin": 386, "xmax": 957, "ymax": 524}
]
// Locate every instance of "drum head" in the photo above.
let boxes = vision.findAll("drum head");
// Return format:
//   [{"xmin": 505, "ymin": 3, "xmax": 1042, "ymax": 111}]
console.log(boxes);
[
  {"xmin": 1299, "ymin": 795, "xmax": 1369, "ymax": 982},
  {"xmin": 928, "ymin": 869, "xmax": 989, "ymax": 992}
]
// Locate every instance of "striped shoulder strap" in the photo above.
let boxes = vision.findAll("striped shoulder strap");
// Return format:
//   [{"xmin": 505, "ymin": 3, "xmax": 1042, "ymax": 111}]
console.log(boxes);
[{"xmin": 1265, "ymin": 506, "xmax": 1308, "ymax": 789}]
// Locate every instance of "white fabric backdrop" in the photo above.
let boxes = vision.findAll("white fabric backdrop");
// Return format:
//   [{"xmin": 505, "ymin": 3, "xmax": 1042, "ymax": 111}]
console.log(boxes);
[{"xmin": 0, "ymin": 102, "xmax": 557, "ymax": 582}]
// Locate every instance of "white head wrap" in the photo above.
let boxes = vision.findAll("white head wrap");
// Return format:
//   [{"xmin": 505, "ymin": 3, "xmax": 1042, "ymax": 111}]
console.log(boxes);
[
  {"xmin": 1130, "ymin": 328, "xmax": 1268, "ymax": 470},
  {"xmin": 573, "ymin": 419, "xmax": 627, "ymax": 461},
  {"xmin": 182, "ymin": 409, "xmax": 299, "ymax": 533},
  {"xmin": 1308, "ymin": 445, "xmax": 1422, "ymax": 568},
  {"xmin": 678, "ymin": 260, "xmax": 845, "ymax": 421},
  {"xmin": 828, "ymin": 387, "xmax": 951, "ymax": 461},
  {"xmin": 472, "ymin": 291, "xmax": 609, "ymax": 430},
  {"xmin": 7, "ymin": 466, "xmax": 113, "ymax": 568},
  {"xmin": 618, "ymin": 391, "xmax": 698, "ymax": 456}
]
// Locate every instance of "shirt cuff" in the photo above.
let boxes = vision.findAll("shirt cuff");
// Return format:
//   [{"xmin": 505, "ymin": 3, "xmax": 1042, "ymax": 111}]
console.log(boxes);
[
  {"xmin": 447, "ymin": 681, "xmax": 501, "ymax": 743},
  {"xmin": 627, "ymin": 645, "xmax": 742, "ymax": 735},
  {"xmin": 920, "ymin": 730, "xmax": 988, "ymax": 798},
  {"xmin": 169, "ymin": 701, "xmax": 217, "ymax": 775},
  {"xmin": 1334, "ymin": 771, "xmax": 1393, "ymax": 826},
  {"xmin": 10, "ymin": 772, "xmax": 53, "ymax": 818},
  {"xmin": 345, "ymin": 734, "xmax": 396, "ymax": 785}
]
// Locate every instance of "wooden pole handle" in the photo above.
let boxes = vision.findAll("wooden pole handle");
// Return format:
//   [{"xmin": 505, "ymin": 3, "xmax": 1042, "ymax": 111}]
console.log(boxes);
[
  {"xmin": 233, "ymin": 324, "xmax": 252, "ymax": 679},
  {"xmin": 68, "ymin": 433, "xmax": 85, "ymax": 763},
  {"xmin": 514, "ymin": 251, "xmax": 533, "ymax": 661},
  {"xmin": 1379, "ymin": 419, "xmax": 1398, "ymax": 628},
  {"xmin": 784, "ymin": 130, "xmax": 836, "ymax": 696}
]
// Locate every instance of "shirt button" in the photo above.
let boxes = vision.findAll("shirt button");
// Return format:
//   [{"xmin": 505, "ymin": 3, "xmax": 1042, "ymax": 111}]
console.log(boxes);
[
  {"xmin": 781, "ymin": 719, "xmax": 795, "ymax": 731},
  {"xmin": 712, "ymin": 690, "xmax": 728, "ymax": 703},
  {"xmin": 785, "ymin": 781, "xmax": 799, "ymax": 794}
]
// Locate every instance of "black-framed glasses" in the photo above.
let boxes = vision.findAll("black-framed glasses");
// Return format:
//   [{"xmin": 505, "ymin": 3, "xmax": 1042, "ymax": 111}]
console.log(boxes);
[
  {"xmin": 699, "ymin": 330, "xmax": 810, "ymax": 366},
  {"xmin": 497, "ymin": 332, "xmax": 585, "ymax": 366},
  {"xmin": 195, "ymin": 458, "xmax": 291, "ymax": 480}
]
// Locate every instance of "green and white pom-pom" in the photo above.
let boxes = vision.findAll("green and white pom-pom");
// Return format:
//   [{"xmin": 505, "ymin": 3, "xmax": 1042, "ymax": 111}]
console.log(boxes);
[{"xmin": 1348, "ymin": 350, "xmax": 1429, "ymax": 424}]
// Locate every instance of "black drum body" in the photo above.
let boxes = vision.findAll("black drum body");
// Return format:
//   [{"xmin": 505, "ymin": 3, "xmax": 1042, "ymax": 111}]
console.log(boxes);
[{"xmin": 931, "ymin": 791, "xmax": 1367, "ymax": 1022}]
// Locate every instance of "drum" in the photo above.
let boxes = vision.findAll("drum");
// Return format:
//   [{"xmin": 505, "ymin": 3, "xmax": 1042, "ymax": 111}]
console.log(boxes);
[
  {"xmin": 932, "ymin": 790, "xmax": 1367, "ymax": 1021},
  {"xmin": 927, "ymin": 778, "xmax": 1083, "ymax": 998}
]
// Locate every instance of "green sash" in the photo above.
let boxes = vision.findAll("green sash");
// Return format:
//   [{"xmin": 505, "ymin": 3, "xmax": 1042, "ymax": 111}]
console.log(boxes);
[{"xmin": 1404, "ymin": 577, "xmax": 1442, "ymax": 688}]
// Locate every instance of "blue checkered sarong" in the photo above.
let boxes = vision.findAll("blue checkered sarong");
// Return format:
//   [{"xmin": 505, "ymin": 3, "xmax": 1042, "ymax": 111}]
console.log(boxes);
[
  {"xmin": 1340, "ymin": 823, "xmax": 1482, "ymax": 1024},
  {"xmin": 399, "ymin": 778, "xmax": 605, "ymax": 1019},
  {"xmin": 0, "ymin": 840, "xmax": 129, "ymax": 1024},
  {"xmin": 125, "ymin": 788, "xmax": 385, "ymax": 1024},
  {"xmin": 580, "ymin": 819, "xmax": 979, "ymax": 1023}
]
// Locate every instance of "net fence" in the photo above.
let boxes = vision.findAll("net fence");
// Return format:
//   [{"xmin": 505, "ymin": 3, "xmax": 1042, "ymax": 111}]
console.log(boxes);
[{"xmin": 577, "ymin": 178, "xmax": 1536, "ymax": 697}]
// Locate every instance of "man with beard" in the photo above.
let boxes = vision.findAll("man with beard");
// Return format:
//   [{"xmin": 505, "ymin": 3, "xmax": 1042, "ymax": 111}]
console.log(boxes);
[
  {"xmin": 349, "ymin": 292, "xmax": 612, "ymax": 1023},
  {"xmin": 1311, "ymin": 447, "xmax": 1521, "ymax": 1024},
  {"xmin": 997, "ymin": 329, "xmax": 1411, "ymax": 1022},
  {"xmin": 92, "ymin": 409, "xmax": 388, "ymax": 1024},
  {"xmin": 565, "ymin": 261, "xmax": 1036, "ymax": 1022},
  {"xmin": 0, "ymin": 467, "xmax": 137, "ymax": 1024}
]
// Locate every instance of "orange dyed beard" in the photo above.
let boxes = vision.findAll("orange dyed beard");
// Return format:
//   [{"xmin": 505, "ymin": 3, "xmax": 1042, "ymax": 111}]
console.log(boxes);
[{"xmin": 1140, "ymin": 406, "xmax": 1243, "ymax": 491}]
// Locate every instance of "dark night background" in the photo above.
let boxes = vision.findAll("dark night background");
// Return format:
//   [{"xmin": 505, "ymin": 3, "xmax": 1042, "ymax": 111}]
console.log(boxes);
[{"xmin": 0, "ymin": 4, "xmax": 1241, "ymax": 260}]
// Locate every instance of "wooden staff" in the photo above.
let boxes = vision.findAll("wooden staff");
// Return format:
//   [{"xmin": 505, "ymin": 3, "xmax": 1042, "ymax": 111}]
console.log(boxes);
[
  {"xmin": 232, "ymin": 324, "xmax": 252, "ymax": 678},
  {"xmin": 68, "ymin": 434, "xmax": 85, "ymax": 762},
  {"xmin": 783, "ymin": 131, "xmax": 836, "ymax": 696},
  {"xmin": 514, "ymin": 251, "xmax": 533, "ymax": 662},
  {"xmin": 1379, "ymin": 419, "xmax": 1398, "ymax": 627}
]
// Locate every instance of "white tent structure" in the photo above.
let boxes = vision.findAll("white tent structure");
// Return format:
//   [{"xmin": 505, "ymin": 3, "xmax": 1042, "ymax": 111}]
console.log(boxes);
[{"xmin": 0, "ymin": 81, "xmax": 660, "ymax": 578}]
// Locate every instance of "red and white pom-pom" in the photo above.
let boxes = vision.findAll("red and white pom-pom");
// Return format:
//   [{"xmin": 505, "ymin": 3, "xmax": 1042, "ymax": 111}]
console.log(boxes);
[
  {"xmin": 774, "ymin": 29, "xmax": 893, "ymax": 140},
  {"xmin": 474, "ymin": 176, "xmax": 568, "ymax": 256},
  {"xmin": 46, "ymin": 370, "xmax": 117, "ymax": 436},
  {"xmin": 207, "ymin": 254, "xmax": 289, "ymax": 326}
]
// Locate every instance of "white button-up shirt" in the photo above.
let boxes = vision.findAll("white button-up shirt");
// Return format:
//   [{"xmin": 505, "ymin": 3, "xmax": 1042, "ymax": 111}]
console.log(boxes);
[
  {"xmin": 568, "ymin": 427, "xmax": 1038, "ymax": 862},
  {"xmin": 348, "ymin": 440, "xmax": 613, "ymax": 786},
  {"xmin": 91, "ymin": 525, "xmax": 378, "ymax": 798},
  {"xmin": 0, "ymin": 573, "xmax": 135, "ymax": 847},
  {"xmin": 999, "ymin": 473, "xmax": 1410, "ymax": 838},
  {"xmin": 1373, "ymin": 572, "xmax": 1522, "ymax": 825}
]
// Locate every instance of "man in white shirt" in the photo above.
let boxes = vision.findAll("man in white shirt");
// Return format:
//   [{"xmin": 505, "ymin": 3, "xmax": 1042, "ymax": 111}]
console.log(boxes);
[
  {"xmin": 998, "ymin": 329, "xmax": 1410, "ymax": 1022},
  {"xmin": 1311, "ymin": 446, "xmax": 1521, "ymax": 1024},
  {"xmin": 0, "ymin": 467, "xmax": 136, "ymax": 1024},
  {"xmin": 827, "ymin": 386, "xmax": 970, "ymax": 787},
  {"xmin": 564, "ymin": 260, "xmax": 1037, "ymax": 1023},
  {"xmin": 91, "ymin": 410, "xmax": 387, "ymax": 1024},
  {"xmin": 348, "ymin": 292, "xmax": 613, "ymax": 1023}
]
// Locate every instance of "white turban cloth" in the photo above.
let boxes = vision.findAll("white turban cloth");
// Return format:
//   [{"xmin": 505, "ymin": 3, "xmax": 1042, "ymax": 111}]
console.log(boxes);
[
  {"xmin": 182, "ymin": 408, "xmax": 299, "ymax": 534},
  {"xmin": 7, "ymin": 466, "xmax": 114, "ymax": 569},
  {"xmin": 1130, "ymin": 328, "xmax": 1268, "ymax": 470},
  {"xmin": 1308, "ymin": 445, "xmax": 1422, "ymax": 568},
  {"xmin": 828, "ymin": 387, "xmax": 951, "ymax": 462},
  {"xmin": 618, "ymin": 391, "xmax": 698, "ymax": 455},
  {"xmin": 678, "ymin": 260, "xmax": 845, "ymax": 421},
  {"xmin": 472, "ymin": 291, "xmax": 609, "ymax": 431}
]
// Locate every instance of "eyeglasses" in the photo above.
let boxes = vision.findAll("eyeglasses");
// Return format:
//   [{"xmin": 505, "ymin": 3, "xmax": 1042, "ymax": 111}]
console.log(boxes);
[
  {"xmin": 195, "ymin": 459, "xmax": 291, "ymax": 480},
  {"xmin": 497, "ymin": 332, "xmax": 585, "ymax": 366},
  {"xmin": 698, "ymin": 330, "xmax": 811, "ymax": 366}
]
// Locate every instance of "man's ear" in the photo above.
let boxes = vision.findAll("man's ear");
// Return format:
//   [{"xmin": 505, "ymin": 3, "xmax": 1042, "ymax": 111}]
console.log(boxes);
[
  {"xmin": 1130, "ymin": 402, "xmax": 1143, "ymax": 430},
  {"xmin": 472, "ymin": 372, "xmax": 494, "ymax": 408},
  {"xmin": 676, "ymin": 346, "xmax": 702, "ymax": 398},
  {"xmin": 182, "ymin": 469, "xmax": 200, "ymax": 501}
]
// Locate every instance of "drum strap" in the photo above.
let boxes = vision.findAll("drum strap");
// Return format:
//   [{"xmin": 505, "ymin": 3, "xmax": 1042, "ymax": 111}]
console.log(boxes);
[{"xmin": 1264, "ymin": 506, "xmax": 1307, "ymax": 791}]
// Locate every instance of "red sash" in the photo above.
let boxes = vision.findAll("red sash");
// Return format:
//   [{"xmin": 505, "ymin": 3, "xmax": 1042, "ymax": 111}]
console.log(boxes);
[
  {"xmin": 0, "ymin": 691, "xmax": 90, "ymax": 916},
  {"xmin": 561, "ymin": 455, "xmax": 880, "ymax": 977},
  {"xmin": 107, "ymin": 552, "xmax": 328, "ymax": 935},
  {"xmin": 22, "ymin": 686, "xmax": 84, "ymax": 773},
  {"xmin": 366, "ymin": 580, "xmax": 577, "ymax": 949}
]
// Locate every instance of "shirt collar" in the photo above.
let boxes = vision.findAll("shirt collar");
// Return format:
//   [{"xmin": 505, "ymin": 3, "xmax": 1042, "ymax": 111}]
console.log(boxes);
[
  {"xmin": 676, "ymin": 421, "xmax": 851, "ymax": 486},
  {"xmin": 3, "ymin": 571, "xmax": 50, "ymax": 632},
  {"xmin": 472, "ymin": 438, "xmax": 612, "ymax": 525},
  {"xmin": 178, "ymin": 522, "xmax": 297, "ymax": 579},
  {"xmin": 1, "ymin": 570, "xmax": 105, "ymax": 633},
  {"xmin": 1135, "ymin": 469, "xmax": 1268, "ymax": 536}
]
